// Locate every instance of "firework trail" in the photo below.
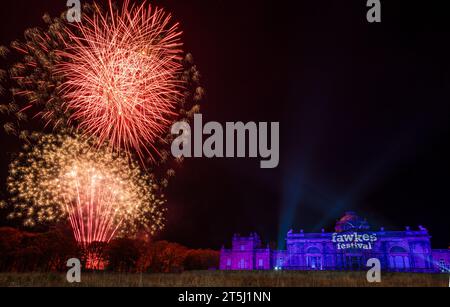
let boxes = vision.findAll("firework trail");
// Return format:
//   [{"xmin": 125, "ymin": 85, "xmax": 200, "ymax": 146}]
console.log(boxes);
[
  {"xmin": 7, "ymin": 133, "xmax": 166, "ymax": 248},
  {"xmin": 57, "ymin": 0, "xmax": 184, "ymax": 162}
]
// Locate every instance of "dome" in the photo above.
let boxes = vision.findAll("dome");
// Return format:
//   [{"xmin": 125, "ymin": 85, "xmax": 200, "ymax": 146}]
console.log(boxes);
[{"xmin": 335, "ymin": 211, "xmax": 370, "ymax": 232}]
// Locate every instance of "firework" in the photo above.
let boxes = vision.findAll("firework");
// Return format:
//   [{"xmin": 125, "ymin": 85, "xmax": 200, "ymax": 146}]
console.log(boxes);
[
  {"xmin": 56, "ymin": 0, "xmax": 184, "ymax": 162},
  {"xmin": 7, "ymin": 133, "xmax": 166, "ymax": 248},
  {"xmin": 2, "ymin": 3, "xmax": 203, "ymax": 171}
]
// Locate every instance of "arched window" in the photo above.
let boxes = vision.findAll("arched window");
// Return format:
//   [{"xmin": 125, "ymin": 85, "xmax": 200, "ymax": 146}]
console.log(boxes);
[
  {"xmin": 390, "ymin": 246, "xmax": 407, "ymax": 253},
  {"xmin": 306, "ymin": 247, "xmax": 321, "ymax": 254}
]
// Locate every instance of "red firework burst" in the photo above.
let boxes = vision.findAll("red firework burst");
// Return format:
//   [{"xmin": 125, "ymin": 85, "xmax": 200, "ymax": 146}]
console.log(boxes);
[{"xmin": 57, "ymin": 0, "xmax": 184, "ymax": 162}]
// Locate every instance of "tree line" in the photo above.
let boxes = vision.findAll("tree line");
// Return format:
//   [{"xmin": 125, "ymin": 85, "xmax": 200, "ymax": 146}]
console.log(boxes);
[{"xmin": 0, "ymin": 226, "xmax": 219, "ymax": 273}]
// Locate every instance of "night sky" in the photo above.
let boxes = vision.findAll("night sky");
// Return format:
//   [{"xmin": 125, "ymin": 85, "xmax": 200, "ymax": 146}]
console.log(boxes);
[{"xmin": 0, "ymin": 0, "xmax": 449, "ymax": 249}]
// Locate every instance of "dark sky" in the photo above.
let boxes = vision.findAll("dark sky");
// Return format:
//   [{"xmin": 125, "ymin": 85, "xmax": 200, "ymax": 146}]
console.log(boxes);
[{"xmin": 0, "ymin": 0, "xmax": 449, "ymax": 249}]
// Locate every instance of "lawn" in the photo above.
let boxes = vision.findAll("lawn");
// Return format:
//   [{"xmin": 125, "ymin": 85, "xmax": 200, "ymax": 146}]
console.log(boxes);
[{"xmin": 0, "ymin": 271, "xmax": 448, "ymax": 287}]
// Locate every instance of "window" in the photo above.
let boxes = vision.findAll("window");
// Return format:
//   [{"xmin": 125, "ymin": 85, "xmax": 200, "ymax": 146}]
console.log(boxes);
[
  {"xmin": 404, "ymin": 257, "xmax": 410, "ymax": 269},
  {"xmin": 239, "ymin": 258, "xmax": 245, "ymax": 269},
  {"xmin": 307, "ymin": 256, "xmax": 322, "ymax": 270},
  {"xmin": 390, "ymin": 246, "xmax": 407, "ymax": 253},
  {"xmin": 226, "ymin": 259, "xmax": 231, "ymax": 266},
  {"xmin": 389, "ymin": 255, "xmax": 410, "ymax": 270},
  {"xmin": 240, "ymin": 245, "xmax": 245, "ymax": 251},
  {"xmin": 394, "ymin": 256, "xmax": 405, "ymax": 269},
  {"xmin": 306, "ymin": 247, "xmax": 321, "ymax": 254},
  {"xmin": 258, "ymin": 259, "xmax": 264, "ymax": 268}
]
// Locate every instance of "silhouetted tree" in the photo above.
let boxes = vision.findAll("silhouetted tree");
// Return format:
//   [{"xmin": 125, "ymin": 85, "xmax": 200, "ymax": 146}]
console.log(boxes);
[
  {"xmin": 144, "ymin": 240, "xmax": 188, "ymax": 273},
  {"xmin": 106, "ymin": 238, "xmax": 145, "ymax": 272},
  {"xmin": 183, "ymin": 249, "xmax": 220, "ymax": 271},
  {"xmin": 0, "ymin": 227, "xmax": 23, "ymax": 271},
  {"xmin": 0, "ymin": 225, "xmax": 77, "ymax": 272}
]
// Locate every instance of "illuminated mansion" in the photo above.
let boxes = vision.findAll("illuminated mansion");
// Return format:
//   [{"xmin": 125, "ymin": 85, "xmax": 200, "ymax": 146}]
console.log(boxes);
[{"xmin": 219, "ymin": 212, "xmax": 450, "ymax": 273}]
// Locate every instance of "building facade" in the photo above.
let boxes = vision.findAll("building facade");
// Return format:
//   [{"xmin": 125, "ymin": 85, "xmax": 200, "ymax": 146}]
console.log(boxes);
[{"xmin": 220, "ymin": 212, "xmax": 450, "ymax": 273}]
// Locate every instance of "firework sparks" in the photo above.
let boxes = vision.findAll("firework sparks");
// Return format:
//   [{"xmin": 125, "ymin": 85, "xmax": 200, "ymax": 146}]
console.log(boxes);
[
  {"xmin": 56, "ymin": 0, "xmax": 184, "ymax": 162},
  {"xmin": 7, "ymin": 133, "xmax": 166, "ymax": 248}
]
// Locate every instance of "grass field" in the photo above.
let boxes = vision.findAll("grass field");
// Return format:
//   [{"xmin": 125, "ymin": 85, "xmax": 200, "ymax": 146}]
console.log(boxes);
[{"xmin": 0, "ymin": 271, "xmax": 448, "ymax": 287}]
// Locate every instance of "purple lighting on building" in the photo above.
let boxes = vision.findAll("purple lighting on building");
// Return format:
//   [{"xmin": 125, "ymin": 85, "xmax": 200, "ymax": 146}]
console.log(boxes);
[{"xmin": 220, "ymin": 212, "xmax": 450, "ymax": 273}]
